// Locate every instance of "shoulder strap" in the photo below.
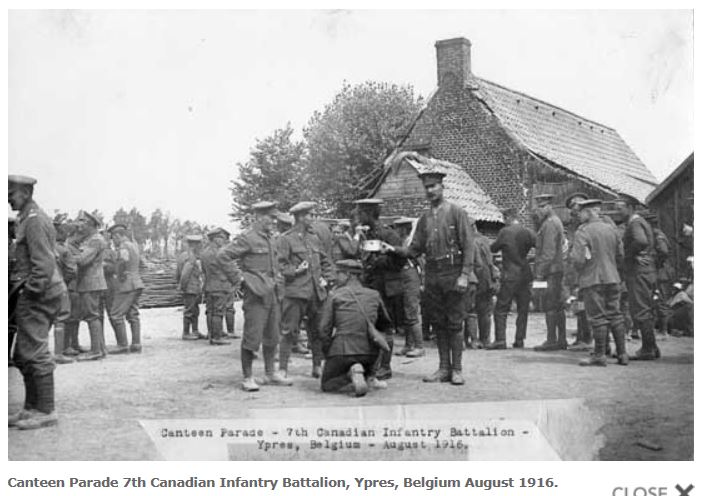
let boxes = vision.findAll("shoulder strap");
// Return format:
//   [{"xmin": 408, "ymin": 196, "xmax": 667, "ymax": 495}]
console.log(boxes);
[{"xmin": 344, "ymin": 287, "xmax": 373, "ymax": 328}]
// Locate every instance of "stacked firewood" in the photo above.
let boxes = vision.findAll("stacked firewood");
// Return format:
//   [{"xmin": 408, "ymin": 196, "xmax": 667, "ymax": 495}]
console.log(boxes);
[{"xmin": 139, "ymin": 258, "xmax": 182, "ymax": 309}]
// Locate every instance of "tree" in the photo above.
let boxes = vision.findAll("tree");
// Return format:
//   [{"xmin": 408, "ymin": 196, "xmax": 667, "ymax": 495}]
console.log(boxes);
[
  {"xmin": 230, "ymin": 123, "xmax": 307, "ymax": 218},
  {"xmin": 128, "ymin": 208, "xmax": 148, "ymax": 248},
  {"xmin": 303, "ymin": 81, "xmax": 422, "ymax": 216}
]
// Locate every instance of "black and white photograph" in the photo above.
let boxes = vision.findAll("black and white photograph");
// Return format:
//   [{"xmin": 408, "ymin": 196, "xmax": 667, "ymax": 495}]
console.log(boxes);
[{"xmin": 6, "ymin": 7, "xmax": 695, "ymax": 475}]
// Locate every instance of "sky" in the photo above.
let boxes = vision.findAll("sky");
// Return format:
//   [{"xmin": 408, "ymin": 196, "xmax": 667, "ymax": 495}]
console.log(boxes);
[{"xmin": 8, "ymin": 10, "xmax": 694, "ymax": 227}]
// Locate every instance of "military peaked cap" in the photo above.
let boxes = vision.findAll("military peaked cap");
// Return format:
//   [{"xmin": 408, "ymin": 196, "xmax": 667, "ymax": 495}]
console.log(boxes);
[
  {"xmin": 185, "ymin": 234, "xmax": 203, "ymax": 243},
  {"xmin": 354, "ymin": 199, "xmax": 384, "ymax": 207},
  {"xmin": 251, "ymin": 201, "xmax": 277, "ymax": 212},
  {"xmin": 108, "ymin": 223, "xmax": 128, "ymax": 233},
  {"xmin": 289, "ymin": 201, "xmax": 317, "ymax": 214},
  {"xmin": 276, "ymin": 212, "xmax": 294, "ymax": 225},
  {"xmin": 8, "ymin": 174, "xmax": 37, "ymax": 186},
  {"xmin": 565, "ymin": 192, "xmax": 589, "ymax": 209},
  {"xmin": 534, "ymin": 193, "xmax": 555, "ymax": 205},
  {"xmin": 393, "ymin": 217, "xmax": 415, "ymax": 226},
  {"xmin": 207, "ymin": 227, "xmax": 230, "ymax": 239},
  {"xmin": 579, "ymin": 199, "xmax": 602, "ymax": 209},
  {"xmin": 79, "ymin": 210, "xmax": 102, "ymax": 227}
]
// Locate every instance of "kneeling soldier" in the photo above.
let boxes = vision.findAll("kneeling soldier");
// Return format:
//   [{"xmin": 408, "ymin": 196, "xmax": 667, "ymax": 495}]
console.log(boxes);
[{"xmin": 319, "ymin": 260, "xmax": 391, "ymax": 396}]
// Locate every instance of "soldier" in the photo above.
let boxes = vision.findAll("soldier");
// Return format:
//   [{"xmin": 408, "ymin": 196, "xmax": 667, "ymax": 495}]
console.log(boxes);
[
  {"xmin": 643, "ymin": 212, "xmax": 674, "ymax": 339},
  {"xmin": 62, "ymin": 225, "xmax": 87, "ymax": 356},
  {"xmin": 355, "ymin": 198, "xmax": 404, "ymax": 380},
  {"xmin": 563, "ymin": 193, "xmax": 593, "ymax": 351},
  {"xmin": 74, "ymin": 210, "xmax": 109, "ymax": 361},
  {"xmin": 8, "ymin": 216, "xmax": 19, "ymax": 365},
  {"xmin": 331, "ymin": 220, "xmax": 361, "ymax": 262},
  {"xmin": 275, "ymin": 212, "xmax": 294, "ymax": 234},
  {"xmin": 569, "ymin": 199, "xmax": 628, "ymax": 366},
  {"xmin": 105, "ymin": 224, "xmax": 145, "ymax": 353},
  {"xmin": 8, "ymin": 174, "xmax": 67, "ymax": 429},
  {"xmin": 486, "ymin": 208, "xmax": 536, "ymax": 349},
  {"xmin": 533, "ymin": 194, "xmax": 568, "ymax": 351},
  {"xmin": 277, "ymin": 201, "xmax": 334, "ymax": 378},
  {"xmin": 220, "ymin": 230, "xmax": 240, "ymax": 340},
  {"xmin": 389, "ymin": 170, "xmax": 476, "ymax": 385},
  {"xmin": 176, "ymin": 234, "xmax": 206, "ymax": 340},
  {"xmin": 52, "ymin": 218, "xmax": 77, "ymax": 364},
  {"xmin": 467, "ymin": 219, "xmax": 499, "ymax": 349},
  {"xmin": 616, "ymin": 197, "xmax": 659, "ymax": 360},
  {"xmin": 319, "ymin": 260, "xmax": 392, "ymax": 396},
  {"xmin": 218, "ymin": 201, "xmax": 290, "ymax": 391},
  {"xmin": 201, "ymin": 227, "xmax": 235, "ymax": 345},
  {"xmin": 392, "ymin": 217, "xmax": 424, "ymax": 357}
]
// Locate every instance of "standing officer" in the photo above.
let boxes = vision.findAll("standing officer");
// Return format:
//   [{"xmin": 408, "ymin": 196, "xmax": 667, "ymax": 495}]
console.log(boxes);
[
  {"xmin": 569, "ymin": 199, "xmax": 628, "ymax": 366},
  {"xmin": 218, "ymin": 201, "xmax": 291, "ymax": 391},
  {"xmin": 468, "ymin": 219, "xmax": 499, "ymax": 349},
  {"xmin": 355, "ymin": 198, "xmax": 404, "ymax": 380},
  {"xmin": 533, "ymin": 194, "xmax": 568, "ymax": 351},
  {"xmin": 176, "ymin": 234, "xmax": 206, "ymax": 340},
  {"xmin": 643, "ymin": 212, "xmax": 674, "ymax": 338},
  {"xmin": 487, "ymin": 208, "xmax": 536, "ymax": 349},
  {"xmin": 392, "ymin": 217, "xmax": 424, "ymax": 357},
  {"xmin": 8, "ymin": 174, "xmax": 67, "ymax": 430},
  {"xmin": 75, "ymin": 211, "xmax": 108, "ymax": 361},
  {"xmin": 319, "ymin": 259, "xmax": 393, "ymax": 396},
  {"xmin": 106, "ymin": 224, "xmax": 144, "ymax": 353},
  {"xmin": 277, "ymin": 201, "xmax": 334, "ymax": 378},
  {"xmin": 564, "ymin": 193, "xmax": 593, "ymax": 351},
  {"xmin": 615, "ymin": 197, "xmax": 659, "ymax": 360},
  {"xmin": 390, "ymin": 170, "xmax": 476, "ymax": 385},
  {"xmin": 201, "ymin": 227, "xmax": 234, "ymax": 346}
]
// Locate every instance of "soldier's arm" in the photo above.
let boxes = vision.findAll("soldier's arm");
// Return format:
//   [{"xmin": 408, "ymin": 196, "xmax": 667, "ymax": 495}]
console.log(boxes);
[
  {"xmin": 402, "ymin": 215, "xmax": 426, "ymax": 258},
  {"xmin": 375, "ymin": 295, "xmax": 394, "ymax": 334},
  {"xmin": 23, "ymin": 217, "xmax": 56, "ymax": 295},
  {"xmin": 490, "ymin": 230, "xmax": 504, "ymax": 253},
  {"xmin": 455, "ymin": 206, "xmax": 477, "ymax": 282},
  {"xmin": 534, "ymin": 221, "xmax": 556, "ymax": 277},
  {"xmin": 276, "ymin": 236, "xmax": 298, "ymax": 280},
  {"xmin": 570, "ymin": 228, "xmax": 588, "ymax": 271},
  {"xmin": 629, "ymin": 221, "xmax": 650, "ymax": 256},
  {"xmin": 76, "ymin": 237, "xmax": 104, "ymax": 267},
  {"xmin": 338, "ymin": 236, "xmax": 359, "ymax": 258},
  {"xmin": 615, "ymin": 235, "xmax": 624, "ymax": 272},
  {"xmin": 217, "ymin": 238, "xmax": 248, "ymax": 284},
  {"xmin": 319, "ymin": 242, "xmax": 335, "ymax": 283}
]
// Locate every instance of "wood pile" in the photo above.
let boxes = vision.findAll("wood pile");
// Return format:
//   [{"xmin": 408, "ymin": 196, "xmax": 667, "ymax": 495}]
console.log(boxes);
[{"xmin": 140, "ymin": 258, "xmax": 182, "ymax": 309}]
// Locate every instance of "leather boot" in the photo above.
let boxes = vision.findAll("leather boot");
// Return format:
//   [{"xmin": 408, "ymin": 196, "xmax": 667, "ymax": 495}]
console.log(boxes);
[
  {"xmin": 375, "ymin": 333, "xmax": 393, "ymax": 380},
  {"xmin": 129, "ymin": 319, "xmax": 142, "ymax": 353},
  {"xmin": 53, "ymin": 324, "xmax": 74, "ymax": 364},
  {"xmin": 240, "ymin": 348, "xmax": 259, "ymax": 391},
  {"xmin": 631, "ymin": 321, "xmax": 658, "ymax": 360},
  {"xmin": 107, "ymin": 320, "xmax": 130, "ymax": 354},
  {"xmin": 449, "ymin": 331, "xmax": 465, "ymax": 385},
  {"xmin": 535, "ymin": 312, "xmax": 561, "ymax": 351},
  {"xmin": 182, "ymin": 317, "xmax": 197, "ymax": 340},
  {"xmin": 225, "ymin": 310, "xmax": 235, "ymax": 334},
  {"xmin": 16, "ymin": 373, "xmax": 58, "ymax": 430},
  {"xmin": 611, "ymin": 322, "xmax": 629, "ymax": 365},
  {"xmin": 77, "ymin": 320, "xmax": 105, "ymax": 361},
  {"xmin": 191, "ymin": 319, "xmax": 206, "ymax": 340},
  {"xmin": 209, "ymin": 316, "xmax": 229, "ymax": 346},
  {"xmin": 9, "ymin": 375, "xmax": 37, "ymax": 427},
  {"xmin": 556, "ymin": 310, "xmax": 568, "ymax": 349},
  {"xmin": 579, "ymin": 326, "xmax": 607, "ymax": 366},
  {"xmin": 348, "ymin": 363, "xmax": 368, "ymax": 397},
  {"xmin": 423, "ymin": 330, "xmax": 451, "ymax": 382},
  {"xmin": 465, "ymin": 316, "xmax": 479, "ymax": 349},
  {"xmin": 278, "ymin": 334, "xmax": 293, "ymax": 374},
  {"xmin": 260, "ymin": 346, "xmax": 292, "ymax": 386},
  {"xmin": 408, "ymin": 322, "xmax": 424, "ymax": 354}
]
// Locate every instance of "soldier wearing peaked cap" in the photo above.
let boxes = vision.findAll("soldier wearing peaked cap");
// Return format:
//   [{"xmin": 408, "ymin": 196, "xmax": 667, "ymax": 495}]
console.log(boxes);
[
  {"xmin": 219, "ymin": 228, "xmax": 240, "ymax": 340},
  {"xmin": 532, "ymin": 193, "xmax": 568, "ymax": 351},
  {"xmin": 176, "ymin": 235, "xmax": 206, "ymax": 340},
  {"xmin": 51, "ymin": 218, "xmax": 77, "ymax": 365},
  {"xmin": 570, "ymin": 199, "xmax": 629, "ymax": 366},
  {"xmin": 319, "ymin": 259, "xmax": 393, "ymax": 396},
  {"xmin": 277, "ymin": 201, "xmax": 334, "ymax": 378},
  {"xmin": 642, "ymin": 211, "xmax": 674, "ymax": 340},
  {"xmin": 218, "ymin": 201, "xmax": 291, "ymax": 391},
  {"xmin": 74, "ymin": 209, "xmax": 109, "ymax": 362},
  {"xmin": 105, "ymin": 223, "xmax": 145, "ymax": 354},
  {"xmin": 390, "ymin": 170, "xmax": 477, "ymax": 385},
  {"xmin": 8, "ymin": 174, "xmax": 67, "ymax": 430},
  {"xmin": 201, "ymin": 227, "xmax": 237, "ymax": 345}
]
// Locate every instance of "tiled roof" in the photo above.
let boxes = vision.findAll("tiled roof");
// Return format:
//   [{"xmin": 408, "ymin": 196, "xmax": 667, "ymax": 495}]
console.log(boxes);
[
  {"xmin": 646, "ymin": 152, "xmax": 693, "ymax": 204},
  {"xmin": 474, "ymin": 78, "xmax": 658, "ymax": 203},
  {"xmin": 387, "ymin": 151, "xmax": 503, "ymax": 223}
]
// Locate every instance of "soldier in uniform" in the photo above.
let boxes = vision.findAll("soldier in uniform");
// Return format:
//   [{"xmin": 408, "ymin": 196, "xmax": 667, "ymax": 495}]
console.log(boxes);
[
  {"xmin": 616, "ymin": 197, "xmax": 659, "ymax": 360},
  {"xmin": 8, "ymin": 216, "xmax": 19, "ymax": 365},
  {"xmin": 218, "ymin": 201, "xmax": 291, "ymax": 391},
  {"xmin": 533, "ymin": 194, "xmax": 568, "ymax": 351},
  {"xmin": 331, "ymin": 220, "xmax": 361, "ymax": 262},
  {"xmin": 62, "ymin": 225, "xmax": 87, "ymax": 356},
  {"xmin": 569, "ymin": 199, "xmax": 629, "ymax": 366},
  {"xmin": 391, "ymin": 217, "xmax": 424, "ymax": 357},
  {"xmin": 8, "ymin": 174, "xmax": 67, "ymax": 429},
  {"xmin": 390, "ymin": 170, "xmax": 476, "ymax": 385},
  {"xmin": 176, "ymin": 234, "xmax": 206, "ymax": 340},
  {"xmin": 487, "ymin": 208, "xmax": 536, "ymax": 349},
  {"xmin": 106, "ymin": 224, "xmax": 145, "ymax": 353},
  {"xmin": 52, "ymin": 218, "xmax": 77, "ymax": 364},
  {"xmin": 201, "ymin": 227, "xmax": 236, "ymax": 346},
  {"xmin": 468, "ymin": 219, "xmax": 499, "ymax": 349},
  {"xmin": 319, "ymin": 259, "xmax": 393, "ymax": 396},
  {"xmin": 74, "ymin": 210, "xmax": 109, "ymax": 362},
  {"xmin": 564, "ymin": 193, "xmax": 594, "ymax": 351},
  {"xmin": 277, "ymin": 201, "xmax": 334, "ymax": 378},
  {"xmin": 219, "ymin": 230, "xmax": 239, "ymax": 340},
  {"xmin": 355, "ymin": 198, "xmax": 405, "ymax": 380},
  {"xmin": 643, "ymin": 212, "xmax": 674, "ymax": 339}
]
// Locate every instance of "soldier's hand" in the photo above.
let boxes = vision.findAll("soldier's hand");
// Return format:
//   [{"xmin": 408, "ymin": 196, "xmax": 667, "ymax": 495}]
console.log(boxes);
[{"xmin": 455, "ymin": 274, "xmax": 469, "ymax": 293}]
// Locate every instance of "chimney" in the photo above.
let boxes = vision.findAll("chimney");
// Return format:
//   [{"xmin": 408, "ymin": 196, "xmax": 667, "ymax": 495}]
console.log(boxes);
[{"xmin": 435, "ymin": 37, "xmax": 472, "ymax": 88}]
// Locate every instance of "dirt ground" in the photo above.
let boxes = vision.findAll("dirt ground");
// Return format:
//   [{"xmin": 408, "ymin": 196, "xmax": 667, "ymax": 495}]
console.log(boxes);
[{"xmin": 8, "ymin": 304, "xmax": 694, "ymax": 461}]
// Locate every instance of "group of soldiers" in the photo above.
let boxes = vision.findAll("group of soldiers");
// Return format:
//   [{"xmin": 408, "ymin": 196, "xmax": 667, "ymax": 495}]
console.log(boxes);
[
  {"xmin": 9, "ymin": 174, "xmax": 144, "ymax": 430},
  {"xmin": 7, "ymin": 164, "xmax": 689, "ymax": 428}
]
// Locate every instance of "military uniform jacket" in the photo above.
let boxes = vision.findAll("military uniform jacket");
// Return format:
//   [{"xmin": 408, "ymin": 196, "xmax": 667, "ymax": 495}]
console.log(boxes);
[
  {"xmin": 56, "ymin": 241, "xmax": 78, "ymax": 291},
  {"xmin": 176, "ymin": 251, "xmax": 203, "ymax": 295},
  {"xmin": 623, "ymin": 214, "xmax": 656, "ymax": 275},
  {"xmin": 570, "ymin": 218, "xmax": 622, "ymax": 289},
  {"xmin": 361, "ymin": 223, "xmax": 406, "ymax": 297},
  {"xmin": 652, "ymin": 227, "xmax": 674, "ymax": 282},
  {"xmin": 319, "ymin": 280, "xmax": 393, "ymax": 357},
  {"xmin": 201, "ymin": 243, "xmax": 236, "ymax": 293},
  {"xmin": 109, "ymin": 240, "xmax": 144, "ymax": 293},
  {"xmin": 491, "ymin": 222, "xmax": 537, "ymax": 282},
  {"xmin": 535, "ymin": 214, "xmax": 565, "ymax": 278},
  {"xmin": 408, "ymin": 199, "xmax": 476, "ymax": 282},
  {"xmin": 331, "ymin": 235, "xmax": 360, "ymax": 262},
  {"xmin": 13, "ymin": 200, "xmax": 66, "ymax": 300},
  {"xmin": 473, "ymin": 234, "xmax": 499, "ymax": 294},
  {"xmin": 278, "ymin": 224, "xmax": 333, "ymax": 301},
  {"xmin": 76, "ymin": 232, "xmax": 108, "ymax": 293},
  {"xmin": 217, "ymin": 223, "xmax": 276, "ymax": 299}
]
